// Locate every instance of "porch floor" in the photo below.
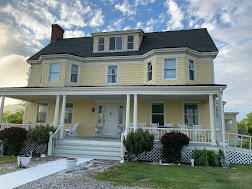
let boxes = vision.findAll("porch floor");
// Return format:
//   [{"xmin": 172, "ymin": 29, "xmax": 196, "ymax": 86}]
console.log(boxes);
[{"xmin": 64, "ymin": 136, "xmax": 120, "ymax": 142}]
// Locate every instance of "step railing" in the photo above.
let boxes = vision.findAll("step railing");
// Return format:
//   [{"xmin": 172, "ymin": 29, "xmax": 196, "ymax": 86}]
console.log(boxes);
[
  {"xmin": 225, "ymin": 132, "xmax": 252, "ymax": 150},
  {"xmin": 129, "ymin": 127, "xmax": 212, "ymax": 144},
  {"xmin": 48, "ymin": 124, "xmax": 62, "ymax": 156}
]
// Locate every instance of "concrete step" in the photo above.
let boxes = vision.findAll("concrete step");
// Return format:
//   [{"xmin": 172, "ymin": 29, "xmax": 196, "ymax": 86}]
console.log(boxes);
[
  {"xmin": 56, "ymin": 145, "xmax": 120, "ymax": 152},
  {"xmin": 54, "ymin": 149, "xmax": 120, "ymax": 156}
]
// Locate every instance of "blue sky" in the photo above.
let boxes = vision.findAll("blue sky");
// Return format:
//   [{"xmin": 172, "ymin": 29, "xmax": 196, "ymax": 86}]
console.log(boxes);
[{"xmin": 0, "ymin": 0, "xmax": 251, "ymax": 121}]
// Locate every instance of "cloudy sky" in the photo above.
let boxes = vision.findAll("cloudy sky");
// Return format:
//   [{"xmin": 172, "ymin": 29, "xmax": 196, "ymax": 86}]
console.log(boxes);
[{"xmin": 0, "ymin": 0, "xmax": 251, "ymax": 120}]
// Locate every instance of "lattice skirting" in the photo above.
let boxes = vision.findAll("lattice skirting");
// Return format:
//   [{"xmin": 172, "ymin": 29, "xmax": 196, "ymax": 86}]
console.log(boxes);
[
  {"xmin": 20, "ymin": 140, "xmax": 48, "ymax": 155},
  {"xmin": 137, "ymin": 142, "xmax": 252, "ymax": 164}
]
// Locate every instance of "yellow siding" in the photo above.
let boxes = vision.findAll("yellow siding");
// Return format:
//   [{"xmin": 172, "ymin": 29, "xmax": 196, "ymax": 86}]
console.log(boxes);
[
  {"xmin": 199, "ymin": 100, "xmax": 210, "ymax": 129},
  {"xmin": 24, "ymin": 102, "xmax": 37, "ymax": 123},
  {"xmin": 196, "ymin": 61, "xmax": 214, "ymax": 84},
  {"xmin": 29, "ymin": 64, "xmax": 42, "ymax": 87},
  {"xmin": 118, "ymin": 64, "xmax": 144, "ymax": 85},
  {"xmin": 165, "ymin": 100, "xmax": 183, "ymax": 126},
  {"xmin": 80, "ymin": 65, "xmax": 107, "ymax": 86}
]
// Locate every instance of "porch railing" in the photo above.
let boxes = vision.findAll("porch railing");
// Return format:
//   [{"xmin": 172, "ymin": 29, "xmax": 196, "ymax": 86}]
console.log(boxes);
[
  {"xmin": 225, "ymin": 132, "xmax": 252, "ymax": 150},
  {"xmin": 48, "ymin": 124, "xmax": 63, "ymax": 156},
  {"xmin": 0, "ymin": 123, "xmax": 56, "ymax": 131},
  {"xmin": 129, "ymin": 127, "xmax": 212, "ymax": 144}
]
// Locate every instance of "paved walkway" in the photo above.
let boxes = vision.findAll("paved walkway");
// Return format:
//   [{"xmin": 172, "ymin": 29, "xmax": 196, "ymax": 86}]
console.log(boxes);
[{"xmin": 0, "ymin": 158, "xmax": 92, "ymax": 189}]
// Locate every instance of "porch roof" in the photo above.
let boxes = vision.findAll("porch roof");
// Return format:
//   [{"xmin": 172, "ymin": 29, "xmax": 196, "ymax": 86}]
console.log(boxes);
[{"xmin": 0, "ymin": 84, "xmax": 226, "ymax": 101}]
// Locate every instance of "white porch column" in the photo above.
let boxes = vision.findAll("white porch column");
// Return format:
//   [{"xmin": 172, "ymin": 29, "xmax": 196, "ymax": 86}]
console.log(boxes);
[
  {"xmin": 125, "ymin": 94, "xmax": 131, "ymax": 135},
  {"xmin": 133, "ymin": 94, "xmax": 138, "ymax": 132},
  {"xmin": 219, "ymin": 93, "xmax": 226, "ymax": 149},
  {"xmin": 53, "ymin": 95, "xmax": 60, "ymax": 126},
  {"xmin": 59, "ymin": 95, "xmax": 66, "ymax": 138},
  {"xmin": 209, "ymin": 94, "xmax": 217, "ymax": 145},
  {"xmin": 0, "ymin": 96, "xmax": 5, "ymax": 123}
]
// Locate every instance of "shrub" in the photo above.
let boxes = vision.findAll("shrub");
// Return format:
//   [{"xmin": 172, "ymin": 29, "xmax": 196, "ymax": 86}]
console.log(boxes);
[
  {"xmin": 248, "ymin": 127, "xmax": 252, "ymax": 136},
  {"xmin": 161, "ymin": 131, "xmax": 190, "ymax": 163},
  {"xmin": 0, "ymin": 127, "xmax": 27, "ymax": 155},
  {"xmin": 26, "ymin": 126, "xmax": 55, "ymax": 145},
  {"xmin": 193, "ymin": 149, "xmax": 219, "ymax": 167},
  {"xmin": 123, "ymin": 128, "xmax": 154, "ymax": 160}
]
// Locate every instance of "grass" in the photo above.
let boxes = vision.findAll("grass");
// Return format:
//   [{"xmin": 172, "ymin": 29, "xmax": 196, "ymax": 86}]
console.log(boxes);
[
  {"xmin": 96, "ymin": 162, "xmax": 252, "ymax": 189},
  {"xmin": 0, "ymin": 155, "xmax": 17, "ymax": 164}
]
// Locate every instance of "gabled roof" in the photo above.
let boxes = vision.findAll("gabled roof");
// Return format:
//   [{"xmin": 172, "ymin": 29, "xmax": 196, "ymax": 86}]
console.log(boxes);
[{"xmin": 28, "ymin": 28, "xmax": 218, "ymax": 61}]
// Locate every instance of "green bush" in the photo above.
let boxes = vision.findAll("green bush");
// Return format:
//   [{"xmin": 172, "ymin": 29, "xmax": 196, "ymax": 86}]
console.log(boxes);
[
  {"xmin": 123, "ymin": 129, "xmax": 154, "ymax": 160},
  {"xmin": 161, "ymin": 131, "xmax": 190, "ymax": 163},
  {"xmin": 26, "ymin": 126, "xmax": 55, "ymax": 145},
  {"xmin": 248, "ymin": 127, "xmax": 252, "ymax": 136},
  {"xmin": 193, "ymin": 149, "xmax": 219, "ymax": 167},
  {"xmin": 0, "ymin": 127, "xmax": 27, "ymax": 155}
]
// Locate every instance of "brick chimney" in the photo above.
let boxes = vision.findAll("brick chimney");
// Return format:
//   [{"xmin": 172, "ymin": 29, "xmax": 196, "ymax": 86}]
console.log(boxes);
[{"xmin": 51, "ymin": 24, "xmax": 64, "ymax": 42}]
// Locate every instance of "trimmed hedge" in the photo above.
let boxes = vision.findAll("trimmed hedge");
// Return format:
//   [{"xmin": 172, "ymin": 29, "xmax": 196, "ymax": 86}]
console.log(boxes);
[{"xmin": 193, "ymin": 149, "xmax": 219, "ymax": 167}]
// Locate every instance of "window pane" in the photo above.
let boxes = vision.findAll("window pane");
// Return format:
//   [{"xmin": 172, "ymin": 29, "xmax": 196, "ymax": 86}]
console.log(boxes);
[
  {"xmin": 71, "ymin": 65, "xmax": 79, "ymax": 73},
  {"xmin": 71, "ymin": 74, "xmax": 78, "ymax": 83},
  {"xmin": 148, "ymin": 63, "xmax": 152, "ymax": 71},
  {"xmin": 65, "ymin": 103, "xmax": 73, "ymax": 124},
  {"xmin": 109, "ymin": 37, "xmax": 115, "ymax": 50},
  {"xmin": 225, "ymin": 120, "xmax": 233, "ymax": 130},
  {"xmin": 49, "ymin": 73, "xmax": 59, "ymax": 82},
  {"xmin": 189, "ymin": 70, "xmax": 194, "ymax": 80},
  {"xmin": 165, "ymin": 59, "xmax": 176, "ymax": 69},
  {"xmin": 152, "ymin": 115, "xmax": 164, "ymax": 126},
  {"xmin": 127, "ymin": 43, "xmax": 133, "ymax": 49},
  {"xmin": 152, "ymin": 104, "xmax": 164, "ymax": 113},
  {"xmin": 98, "ymin": 37, "xmax": 104, "ymax": 44},
  {"xmin": 98, "ymin": 44, "xmax": 104, "ymax": 51},
  {"xmin": 112, "ymin": 75, "xmax": 116, "ymax": 83},
  {"xmin": 165, "ymin": 70, "xmax": 176, "ymax": 78},
  {"xmin": 189, "ymin": 61, "xmax": 194, "ymax": 70},
  {"xmin": 127, "ymin": 36, "xmax": 134, "ymax": 42},
  {"xmin": 37, "ymin": 103, "xmax": 48, "ymax": 123},
  {"xmin": 148, "ymin": 71, "xmax": 152, "ymax": 81},
  {"xmin": 116, "ymin": 37, "xmax": 122, "ymax": 50},
  {"xmin": 50, "ymin": 64, "xmax": 60, "ymax": 72},
  {"xmin": 184, "ymin": 104, "xmax": 198, "ymax": 126}
]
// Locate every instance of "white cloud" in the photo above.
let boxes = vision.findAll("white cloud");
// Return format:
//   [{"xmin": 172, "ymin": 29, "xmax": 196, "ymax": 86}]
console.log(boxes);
[
  {"xmin": 64, "ymin": 30, "xmax": 85, "ymax": 38},
  {"xmin": 164, "ymin": 0, "xmax": 184, "ymax": 30},
  {"xmin": 134, "ymin": 0, "xmax": 156, "ymax": 6},
  {"xmin": 115, "ymin": 0, "xmax": 136, "ymax": 16},
  {"xmin": 89, "ymin": 9, "xmax": 105, "ymax": 27},
  {"xmin": 0, "ymin": 54, "xmax": 29, "ymax": 87}
]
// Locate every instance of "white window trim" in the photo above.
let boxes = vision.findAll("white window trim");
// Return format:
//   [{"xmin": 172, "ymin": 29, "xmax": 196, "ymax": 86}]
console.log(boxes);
[
  {"xmin": 36, "ymin": 102, "xmax": 49, "ymax": 123},
  {"xmin": 69, "ymin": 64, "xmax": 80, "ymax": 84},
  {"xmin": 65, "ymin": 102, "xmax": 74, "ymax": 124},
  {"xmin": 182, "ymin": 101, "xmax": 200, "ymax": 126},
  {"xmin": 109, "ymin": 36, "xmax": 123, "ymax": 52},
  {"xmin": 97, "ymin": 37, "xmax": 105, "ymax": 52},
  {"xmin": 146, "ymin": 62, "xmax": 152, "ymax": 82},
  {"xmin": 107, "ymin": 65, "xmax": 118, "ymax": 85},
  {"xmin": 150, "ymin": 101, "xmax": 166, "ymax": 126},
  {"xmin": 188, "ymin": 59, "xmax": 196, "ymax": 81},
  {"xmin": 163, "ymin": 58, "xmax": 177, "ymax": 80},
  {"xmin": 48, "ymin": 63, "xmax": 60, "ymax": 83},
  {"xmin": 126, "ymin": 35, "xmax": 135, "ymax": 51}
]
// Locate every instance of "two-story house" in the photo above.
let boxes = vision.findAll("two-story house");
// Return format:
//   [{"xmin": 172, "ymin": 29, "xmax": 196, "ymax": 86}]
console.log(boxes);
[{"xmin": 0, "ymin": 24, "xmax": 228, "ymax": 160}]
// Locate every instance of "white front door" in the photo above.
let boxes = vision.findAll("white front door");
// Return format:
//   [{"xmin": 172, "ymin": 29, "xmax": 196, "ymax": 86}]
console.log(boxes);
[{"xmin": 103, "ymin": 105, "xmax": 119, "ymax": 137}]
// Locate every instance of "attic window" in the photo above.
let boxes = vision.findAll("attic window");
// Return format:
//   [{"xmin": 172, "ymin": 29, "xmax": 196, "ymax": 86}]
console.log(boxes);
[
  {"xmin": 98, "ymin": 37, "xmax": 104, "ymax": 51},
  {"xmin": 127, "ymin": 36, "xmax": 134, "ymax": 50},
  {"xmin": 109, "ymin": 37, "xmax": 122, "ymax": 51}
]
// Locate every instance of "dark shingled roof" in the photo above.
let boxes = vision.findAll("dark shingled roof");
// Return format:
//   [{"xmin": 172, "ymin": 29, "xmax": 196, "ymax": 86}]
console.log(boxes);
[{"xmin": 28, "ymin": 28, "xmax": 218, "ymax": 61}]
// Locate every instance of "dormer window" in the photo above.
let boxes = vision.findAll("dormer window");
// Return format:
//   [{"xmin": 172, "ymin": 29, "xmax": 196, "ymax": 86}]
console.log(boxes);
[
  {"xmin": 109, "ymin": 37, "xmax": 122, "ymax": 51},
  {"xmin": 127, "ymin": 36, "xmax": 134, "ymax": 50},
  {"xmin": 98, "ymin": 37, "xmax": 104, "ymax": 51}
]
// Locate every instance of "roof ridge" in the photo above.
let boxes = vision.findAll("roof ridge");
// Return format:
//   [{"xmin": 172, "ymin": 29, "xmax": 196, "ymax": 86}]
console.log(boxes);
[{"xmin": 144, "ymin": 28, "xmax": 207, "ymax": 34}]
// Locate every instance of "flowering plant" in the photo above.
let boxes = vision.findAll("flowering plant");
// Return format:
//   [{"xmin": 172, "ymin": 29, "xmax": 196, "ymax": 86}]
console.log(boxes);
[{"xmin": 66, "ymin": 157, "xmax": 76, "ymax": 160}]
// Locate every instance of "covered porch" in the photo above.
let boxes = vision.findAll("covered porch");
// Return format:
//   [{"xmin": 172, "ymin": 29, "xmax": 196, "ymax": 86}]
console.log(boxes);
[{"xmin": 0, "ymin": 85, "xmax": 226, "ymax": 147}]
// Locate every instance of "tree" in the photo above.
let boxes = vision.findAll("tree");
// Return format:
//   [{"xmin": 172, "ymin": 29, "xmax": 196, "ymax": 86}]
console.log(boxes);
[
  {"xmin": 237, "ymin": 112, "xmax": 252, "ymax": 135},
  {"xmin": 2, "ymin": 109, "xmax": 24, "ymax": 124}
]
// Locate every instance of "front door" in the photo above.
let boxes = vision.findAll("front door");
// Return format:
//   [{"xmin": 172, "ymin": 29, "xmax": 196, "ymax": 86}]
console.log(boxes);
[{"xmin": 103, "ymin": 105, "xmax": 119, "ymax": 137}]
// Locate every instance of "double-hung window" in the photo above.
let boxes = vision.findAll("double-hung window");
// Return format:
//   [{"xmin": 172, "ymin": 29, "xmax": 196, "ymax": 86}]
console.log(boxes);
[
  {"xmin": 164, "ymin": 59, "xmax": 176, "ymax": 79},
  {"xmin": 109, "ymin": 37, "xmax": 122, "ymax": 50},
  {"xmin": 184, "ymin": 103, "xmax": 199, "ymax": 126},
  {"xmin": 127, "ymin": 36, "xmax": 134, "ymax": 50},
  {"xmin": 189, "ymin": 60, "xmax": 195, "ymax": 81},
  {"xmin": 70, "ymin": 64, "xmax": 79, "ymax": 83},
  {"xmin": 49, "ymin": 64, "xmax": 60, "ymax": 82},
  {"xmin": 107, "ymin": 66, "xmax": 118, "ymax": 84},
  {"xmin": 152, "ymin": 103, "xmax": 164, "ymax": 126},
  {"xmin": 147, "ymin": 62, "xmax": 152, "ymax": 81},
  {"xmin": 98, "ymin": 37, "xmax": 104, "ymax": 51},
  {"xmin": 37, "ymin": 103, "xmax": 48, "ymax": 123},
  {"xmin": 65, "ymin": 103, "xmax": 73, "ymax": 124}
]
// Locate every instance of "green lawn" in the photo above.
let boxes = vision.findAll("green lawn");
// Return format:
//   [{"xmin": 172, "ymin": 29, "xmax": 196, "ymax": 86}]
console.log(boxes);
[
  {"xmin": 96, "ymin": 162, "xmax": 252, "ymax": 189},
  {"xmin": 0, "ymin": 156, "xmax": 17, "ymax": 164}
]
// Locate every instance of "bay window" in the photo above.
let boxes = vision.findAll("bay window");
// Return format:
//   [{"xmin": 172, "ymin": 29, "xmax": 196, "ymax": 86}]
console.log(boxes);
[
  {"xmin": 164, "ymin": 59, "xmax": 176, "ymax": 79},
  {"xmin": 189, "ymin": 60, "xmax": 195, "ymax": 81},
  {"xmin": 70, "ymin": 64, "xmax": 79, "ymax": 83},
  {"xmin": 147, "ymin": 62, "xmax": 152, "ymax": 81},
  {"xmin": 49, "ymin": 63, "xmax": 60, "ymax": 82}
]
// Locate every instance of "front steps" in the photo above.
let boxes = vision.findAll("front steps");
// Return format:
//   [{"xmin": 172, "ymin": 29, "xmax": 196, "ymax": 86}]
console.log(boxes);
[{"xmin": 53, "ymin": 137, "xmax": 121, "ymax": 160}]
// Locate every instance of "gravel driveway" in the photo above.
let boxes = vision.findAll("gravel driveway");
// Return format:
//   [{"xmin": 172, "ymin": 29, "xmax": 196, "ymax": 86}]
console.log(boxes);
[{"xmin": 16, "ymin": 159, "xmax": 142, "ymax": 189}]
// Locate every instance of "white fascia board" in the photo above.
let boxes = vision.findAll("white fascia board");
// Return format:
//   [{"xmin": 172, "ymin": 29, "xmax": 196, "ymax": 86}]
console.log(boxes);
[{"xmin": 26, "ymin": 48, "xmax": 219, "ymax": 64}]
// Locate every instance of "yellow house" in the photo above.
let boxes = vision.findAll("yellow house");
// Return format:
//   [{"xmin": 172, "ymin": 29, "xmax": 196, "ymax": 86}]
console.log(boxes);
[{"xmin": 0, "ymin": 24, "xmax": 230, "ymax": 159}]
